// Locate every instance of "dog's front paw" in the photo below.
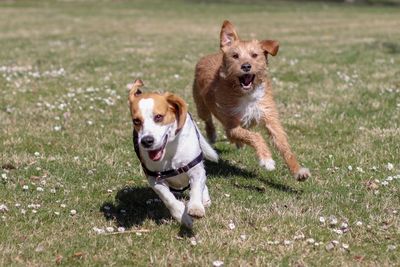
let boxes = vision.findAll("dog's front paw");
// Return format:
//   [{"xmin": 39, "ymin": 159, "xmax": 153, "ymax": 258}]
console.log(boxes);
[
  {"xmin": 171, "ymin": 201, "xmax": 193, "ymax": 228},
  {"xmin": 187, "ymin": 201, "xmax": 205, "ymax": 218},
  {"xmin": 181, "ymin": 212, "xmax": 194, "ymax": 229},
  {"xmin": 295, "ymin": 167, "xmax": 310, "ymax": 181},
  {"xmin": 259, "ymin": 158, "xmax": 276, "ymax": 171}
]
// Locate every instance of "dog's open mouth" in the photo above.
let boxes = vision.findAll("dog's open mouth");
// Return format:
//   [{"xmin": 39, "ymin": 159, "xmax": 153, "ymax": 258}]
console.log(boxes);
[
  {"xmin": 148, "ymin": 135, "xmax": 168, "ymax": 161},
  {"xmin": 239, "ymin": 74, "xmax": 255, "ymax": 90}
]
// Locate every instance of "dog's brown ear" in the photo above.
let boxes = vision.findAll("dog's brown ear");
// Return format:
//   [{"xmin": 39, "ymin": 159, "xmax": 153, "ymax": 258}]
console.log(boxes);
[
  {"xmin": 165, "ymin": 93, "xmax": 188, "ymax": 134},
  {"xmin": 260, "ymin": 40, "xmax": 279, "ymax": 56},
  {"xmin": 128, "ymin": 79, "xmax": 144, "ymax": 103},
  {"xmin": 220, "ymin": 20, "xmax": 239, "ymax": 48}
]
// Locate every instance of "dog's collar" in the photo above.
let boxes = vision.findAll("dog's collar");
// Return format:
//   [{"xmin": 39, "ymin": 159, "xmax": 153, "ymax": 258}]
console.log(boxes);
[{"xmin": 132, "ymin": 113, "xmax": 203, "ymax": 182}]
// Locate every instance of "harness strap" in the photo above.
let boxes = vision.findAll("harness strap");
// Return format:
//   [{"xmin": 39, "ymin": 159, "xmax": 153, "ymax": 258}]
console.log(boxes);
[{"xmin": 132, "ymin": 114, "xmax": 203, "ymax": 185}]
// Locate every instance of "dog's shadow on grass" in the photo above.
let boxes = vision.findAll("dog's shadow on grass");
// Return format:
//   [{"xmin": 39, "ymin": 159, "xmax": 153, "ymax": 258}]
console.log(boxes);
[
  {"xmin": 205, "ymin": 153, "xmax": 302, "ymax": 195},
  {"xmin": 100, "ymin": 186, "xmax": 194, "ymax": 236}
]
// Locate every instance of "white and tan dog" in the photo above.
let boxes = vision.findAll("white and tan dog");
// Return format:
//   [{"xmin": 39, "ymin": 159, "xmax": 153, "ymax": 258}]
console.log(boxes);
[{"xmin": 128, "ymin": 80, "xmax": 218, "ymax": 228}]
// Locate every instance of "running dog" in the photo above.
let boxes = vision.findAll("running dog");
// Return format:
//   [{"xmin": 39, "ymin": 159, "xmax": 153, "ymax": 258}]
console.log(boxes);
[
  {"xmin": 192, "ymin": 20, "xmax": 310, "ymax": 181},
  {"xmin": 128, "ymin": 80, "xmax": 218, "ymax": 228}
]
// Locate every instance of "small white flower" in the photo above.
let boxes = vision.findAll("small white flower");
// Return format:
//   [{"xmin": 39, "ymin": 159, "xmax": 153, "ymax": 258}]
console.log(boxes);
[
  {"xmin": 332, "ymin": 240, "xmax": 339, "ymax": 245},
  {"xmin": 240, "ymin": 234, "xmax": 247, "ymax": 241},
  {"xmin": 306, "ymin": 238, "xmax": 315, "ymax": 244},
  {"xmin": 213, "ymin": 260, "xmax": 224, "ymax": 267},
  {"xmin": 87, "ymin": 120, "xmax": 93, "ymax": 126},
  {"xmin": 190, "ymin": 239, "xmax": 197, "ymax": 246},
  {"xmin": 387, "ymin": 176, "xmax": 393, "ymax": 181},
  {"xmin": 393, "ymin": 210, "xmax": 398, "ymax": 214},
  {"xmin": 54, "ymin": 211, "xmax": 60, "ymax": 215},
  {"xmin": 34, "ymin": 152, "xmax": 40, "ymax": 157},
  {"xmin": 228, "ymin": 221, "xmax": 236, "ymax": 230},
  {"xmin": 70, "ymin": 209, "xmax": 77, "ymax": 215},
  {"xmin": 60, "ymin": 204, "xmax": 66, "ymax": 208},
  {"xmin": 381, "ymin": 181, "xmax": 389, "ymax": 186},
  {"xmin": 173, "ymin": 74, "xmax": 180, "ymax": 79},
  {"xmin": 342, "ymin": 243, "xmax": 349, "ymax": 250},
  {"xmin": 107, "ymin": 189, "xmax": 113, "ymax": 193},
  {"xmin": 21, "ymin": 209, "xmax": 26, "ymax": 214},
  {"xmin": 356, "ymin": 167, "xmax": 364, "ymax": 173},
  {"xmin": 106, "ymin": 227, "xmax": 114, "ymax": 233},
  {"xmin": 348, "ymin": 165, "xmax": 353, "ymax": 171},
  {"xmin": 319, "ymin": 216, "xmax": 326, "ymax": 224},
  {"xmin": 355, "ymin": 221, "xmax": 363, "ymax": 226},
  {"xmin": 283, "ymin": 240, "xmax": 292, "ymax": 246},
  {"xmin": 117, "ymin": 227, "xmax": 125, "ymax": 232},
  {"xmin": 387, "ymin": 163, "xmax": 394, "ymax": 171},
  {"xmin": 224, "ymin": 194, "xmax": 230, "ymax": 198},
  {"xmin": 333, "ymin": 229, "xmax": 343, "ymax": 235},
  {"xmin": 1, "ymin": 173, "xmax": 6, "ymax": 179},
  {"xmin": 388, "ymin": 245, "xmax": 397, "ymax": 251},
  {"xmin": 372, "ymin": 166, "xmax": 377, "ymax": 171},
  {"xmin": 36, "ymin": 187, "xmax": 44, "ymax": 192},
  {"xmin": 135, "ymin": 232, "xmax": 142, "ymax": 236},
  {"xmin": 54, "ymin": 126, "xmax": 61, "ymax": 131},
  {"xmin": 32, "ymin": 209, "xmax": 37, "ymax": 214},
  {"xmin": 50, "ymin": 188, "xmax": 56, "ymax": 194},
  {"xmin": 93, "ymin": 227, "xmax": 105, "ymax": 234},
  {"xmin": 329, "ymin": 216, "xmax": 338, "ymax": 226},
  {"xmin": 15, "ymin": 203, "xmax": 21, "ymax": 207},
  {"xmin": 0, "ymin": 204, "xmax": 9, "ymax": 212},
  {"xmin": 22, "ymin": 185, "xmax": 29, "ymax": 191}
]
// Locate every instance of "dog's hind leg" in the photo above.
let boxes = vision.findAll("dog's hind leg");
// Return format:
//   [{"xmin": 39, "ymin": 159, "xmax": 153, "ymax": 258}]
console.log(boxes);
[
  {"xmin": 148, "ymin": 177, "xmax": 193, "ymax": 228},
  {"xmin": 263, "ymin": 112, "xmax": 310, "ymax": 181},
  {"xmin": 193, "ymin": 84, "xmax": 217, "ymax": 143}
]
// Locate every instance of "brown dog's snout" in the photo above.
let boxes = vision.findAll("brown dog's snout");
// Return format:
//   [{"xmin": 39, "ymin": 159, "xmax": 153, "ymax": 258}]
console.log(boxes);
[
  {"xmin": 241, "ymin": 63, "xmax": 251, "ymax": 72},
  {"xmin": 141, "ymin": 135, "xmax": 154, "ymax": 148}
]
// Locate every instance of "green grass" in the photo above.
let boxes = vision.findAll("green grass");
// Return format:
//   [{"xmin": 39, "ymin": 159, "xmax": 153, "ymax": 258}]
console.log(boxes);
[{"xmin": 1, "ymin": 0, "xmax": 399, "ymax": 266}]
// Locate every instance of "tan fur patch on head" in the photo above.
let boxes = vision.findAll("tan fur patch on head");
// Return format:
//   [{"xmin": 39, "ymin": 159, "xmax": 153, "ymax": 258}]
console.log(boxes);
[{"xmin": 129, "ymin": 92, "xmax": 188, "ymax": 132}]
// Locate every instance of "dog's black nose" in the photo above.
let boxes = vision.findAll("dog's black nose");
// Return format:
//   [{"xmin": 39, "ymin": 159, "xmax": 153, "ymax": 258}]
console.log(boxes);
[
  {"xmin": 141, "ymin": 136, "xmax": 154, "ymax": 148},
  {"xmin": 241, "ymin": 63, "xmax": 251, "ymax": 72}
]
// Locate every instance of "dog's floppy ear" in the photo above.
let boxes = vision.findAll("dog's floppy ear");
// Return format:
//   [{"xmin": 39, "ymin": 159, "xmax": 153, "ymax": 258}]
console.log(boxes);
[
  {"xmin": 220, "ymin": 20, "xmax": 239, "ymax": 48},
  {"xmin": 128, "ymin": 79, "xmax": 144, "ymax": 103},
  {"xmin": 165, "ymin": 93, "xmax": 188, "ymax": 134},
  {"xmin": 260, "ymin": 40, "xmax": 279, "ymax": 56}
]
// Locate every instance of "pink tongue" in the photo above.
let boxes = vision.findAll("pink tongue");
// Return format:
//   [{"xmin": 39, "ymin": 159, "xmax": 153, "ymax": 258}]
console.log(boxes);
[{"xmin": 149, "ymin": 148, "xmax": 163, "ymax": 161}]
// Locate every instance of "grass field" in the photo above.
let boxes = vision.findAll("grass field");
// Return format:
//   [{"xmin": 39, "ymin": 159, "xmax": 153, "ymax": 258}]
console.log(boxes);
[{"xmin": 1, "ymin": 0, "xmax": 400, "ymax": 266}]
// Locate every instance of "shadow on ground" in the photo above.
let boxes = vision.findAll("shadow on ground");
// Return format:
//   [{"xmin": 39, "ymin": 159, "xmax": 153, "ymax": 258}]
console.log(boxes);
[
  {"xmin": 100, "ymin": 186, "xmax": 194, "ymax": 236},
  {"xmin": 206, "ymin": 157, "xmax": 303, "ymax": 195},
  {"xmin": 100, "ymin": 147, "xmax": 301, "ymax": 232}
]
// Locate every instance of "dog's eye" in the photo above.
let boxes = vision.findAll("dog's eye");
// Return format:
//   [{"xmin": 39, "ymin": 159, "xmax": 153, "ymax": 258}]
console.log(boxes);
[
  {"xmin": 252, "ymin": 53, "xmax": 258, "ymax": 58},
  {"xmin": 232, "ymin": 53, "xmax": 239, "ymax": 59},
  {"xmin": 132, "ymin": 118, "xmax": 142, "ymax": 126},
  {"xmin": 154, "ymin": 114, "xmax": 164, "ymax": 123}
]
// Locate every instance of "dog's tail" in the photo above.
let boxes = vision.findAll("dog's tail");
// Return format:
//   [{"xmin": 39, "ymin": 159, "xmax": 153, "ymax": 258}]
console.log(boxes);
[{"xmin": 197, "ymin": 127, "xmax": 219, "ymax": 162}]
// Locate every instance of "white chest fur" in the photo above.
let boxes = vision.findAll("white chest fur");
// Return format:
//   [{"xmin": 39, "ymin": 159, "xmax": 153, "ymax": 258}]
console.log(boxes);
[{"xmin": 232, "ymin": 84, "xmax": 265, "ymax": 128}]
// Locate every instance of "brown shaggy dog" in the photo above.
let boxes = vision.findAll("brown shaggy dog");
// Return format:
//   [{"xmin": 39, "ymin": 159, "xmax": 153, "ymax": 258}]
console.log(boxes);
[{"xmin": 192, "ymin": 20, "xmax": 310, "ymax": 181}]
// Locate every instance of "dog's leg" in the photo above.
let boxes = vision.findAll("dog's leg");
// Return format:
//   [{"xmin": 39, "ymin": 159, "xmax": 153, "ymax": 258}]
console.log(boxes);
[
  {"xmin": 202, "ymin": 184, "xmax": 211, "ymax": 208},
  {"xmin": 193, "ymin": 86, "xmax": 217, "ymax": 143},
  {"xmin": 226, "ymin": 126, "xmax": 275, "ymax": 171},
  {"xmin": 263, "ymin": 114, "xmax": 310, "ymax": 181},
  {"xmin": 187, "ymin": 164, "xmax": 206, "ymax": 218},
  {"xmin": 148, "ymin": 177, "xmax": 193, "ymax": 228}
]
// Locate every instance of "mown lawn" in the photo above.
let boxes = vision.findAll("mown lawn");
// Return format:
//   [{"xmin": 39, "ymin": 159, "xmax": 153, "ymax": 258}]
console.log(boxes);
[{"xmin": 0, "ymin": 0, "xmax": 399, "ymax": 266}]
